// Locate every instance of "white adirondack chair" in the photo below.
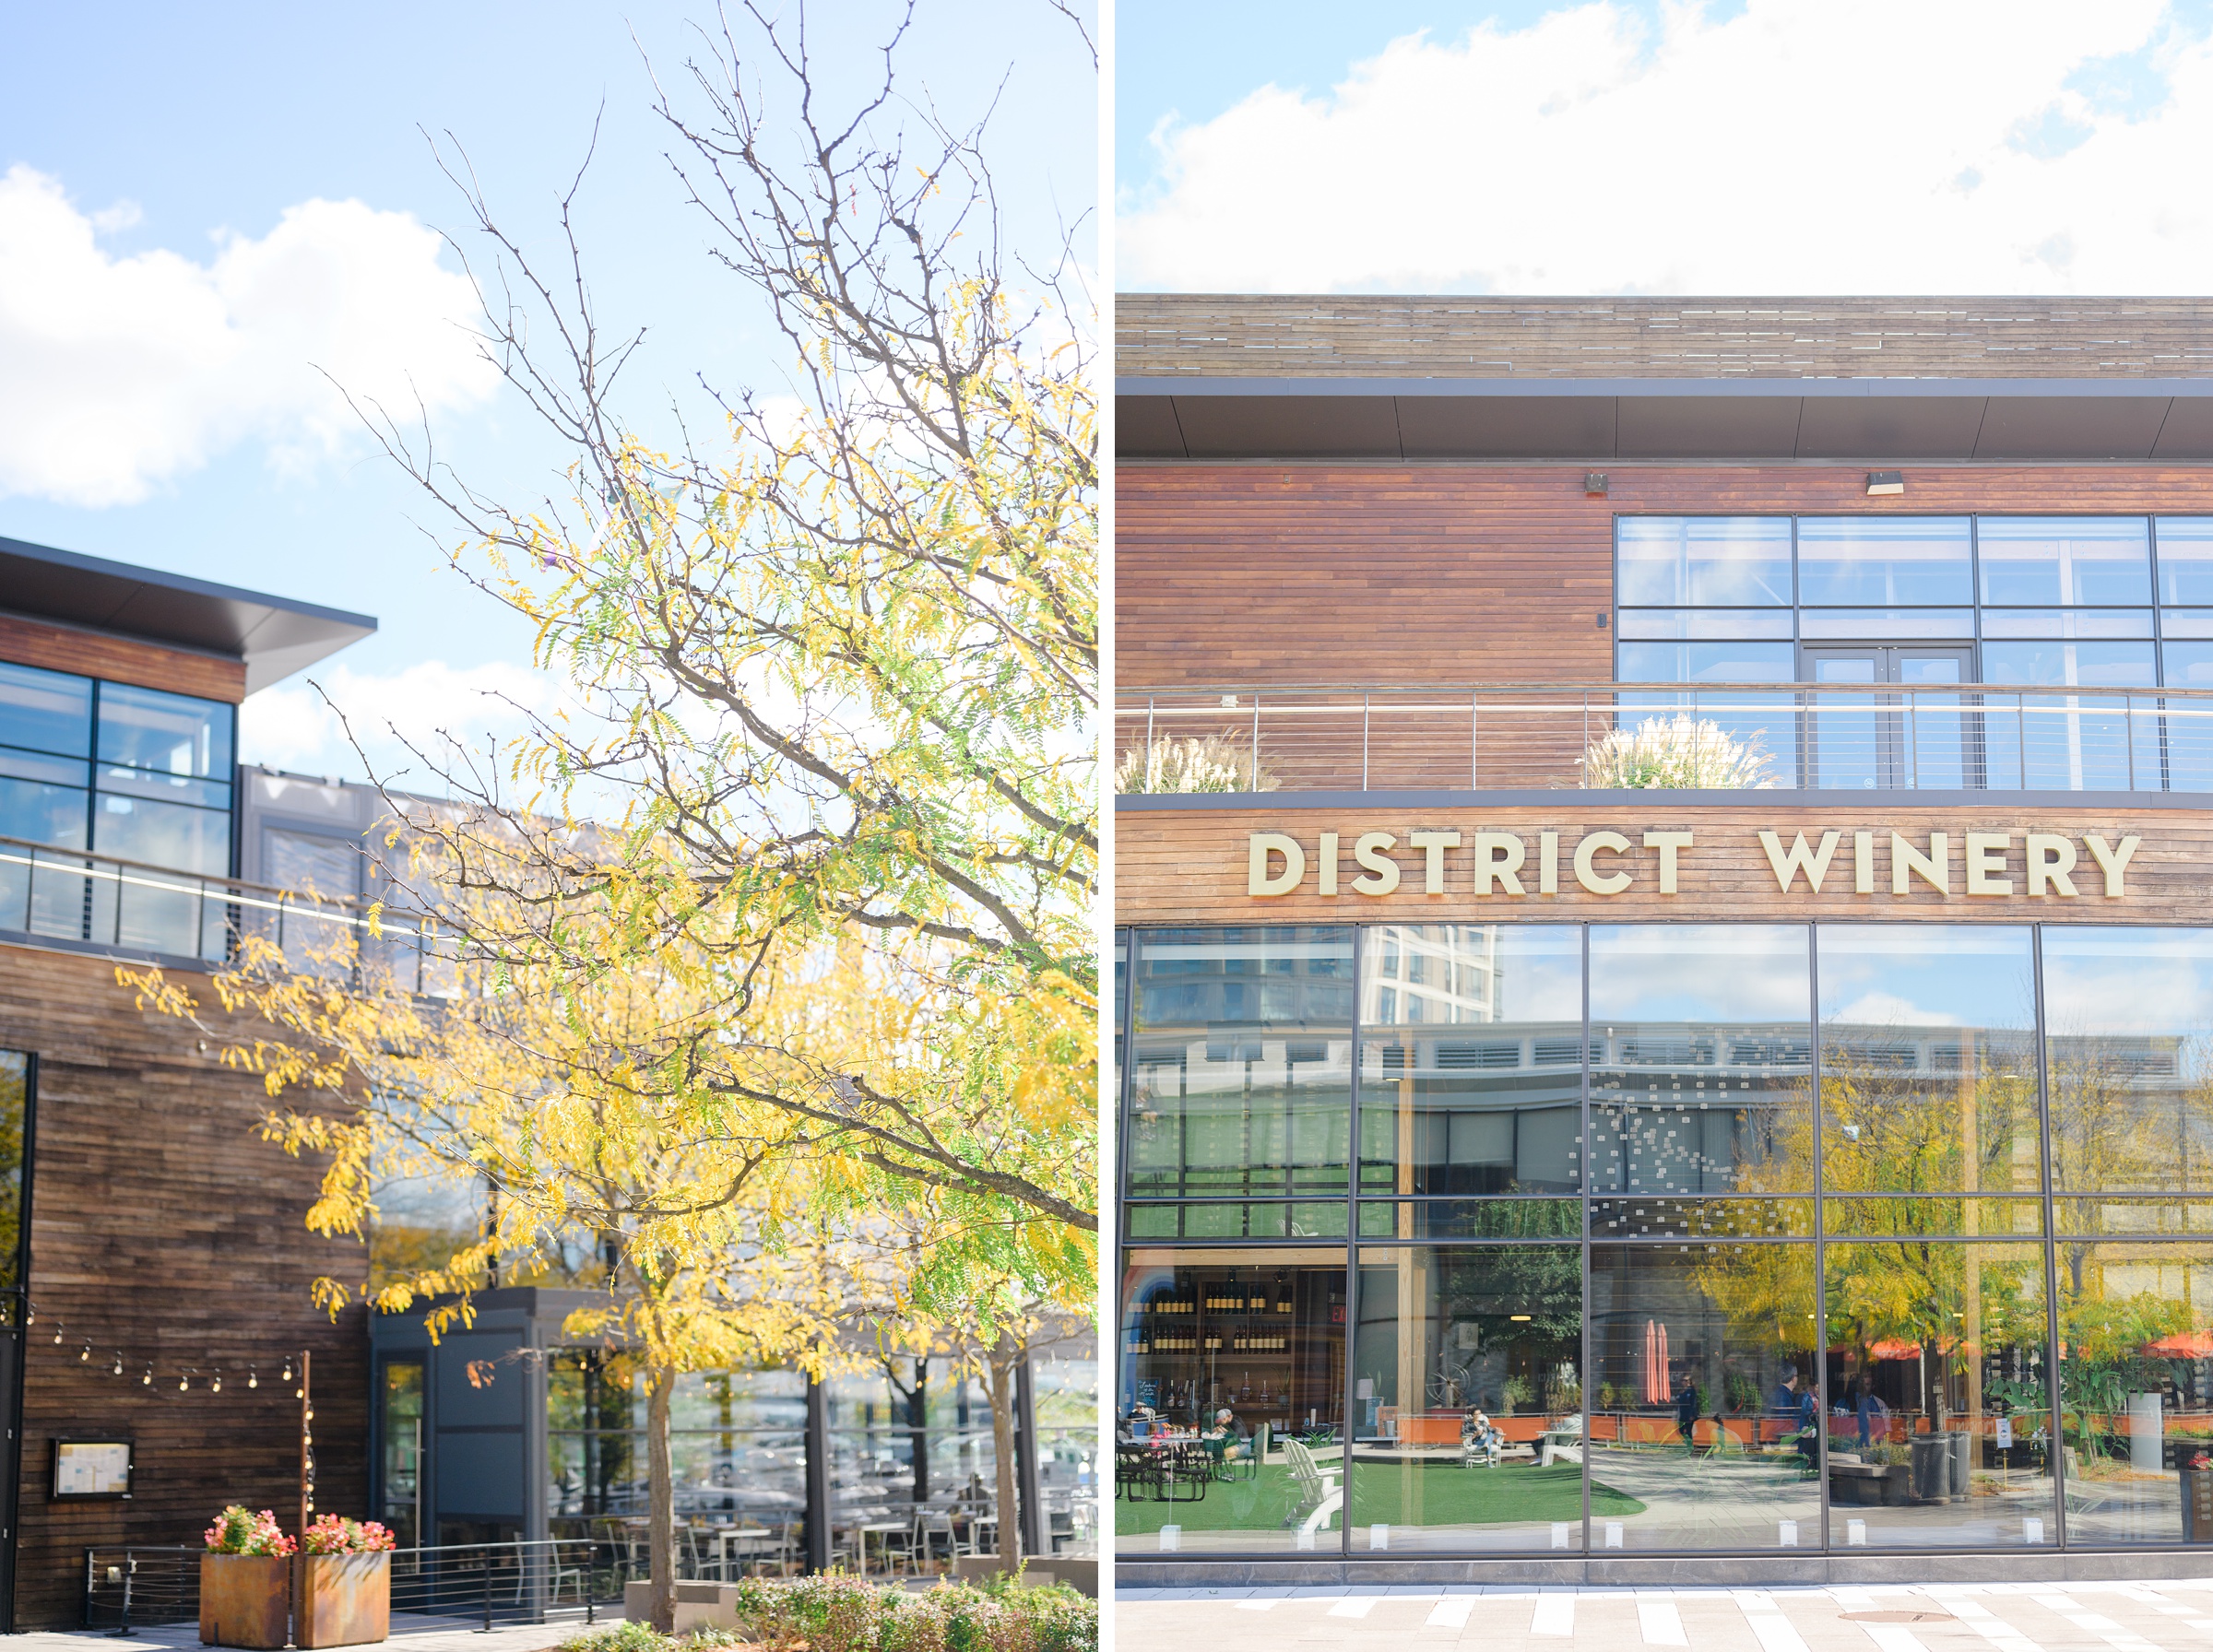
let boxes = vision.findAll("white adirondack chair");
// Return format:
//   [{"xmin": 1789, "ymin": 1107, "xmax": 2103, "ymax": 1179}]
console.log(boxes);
[{"xmin": 1283, "ymin": 1437, "xmax": 1343, "ymax": 1536}]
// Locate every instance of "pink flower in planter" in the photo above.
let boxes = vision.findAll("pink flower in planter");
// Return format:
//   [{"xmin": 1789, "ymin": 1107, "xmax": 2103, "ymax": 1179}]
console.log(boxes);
[
  {"xmin": 301, "ymin": 1515, "xmax": 397, "ymax": 1554},
  {"xmin": 204, "ymin": 1507, "xmax": 296, "ymax": 1556}
]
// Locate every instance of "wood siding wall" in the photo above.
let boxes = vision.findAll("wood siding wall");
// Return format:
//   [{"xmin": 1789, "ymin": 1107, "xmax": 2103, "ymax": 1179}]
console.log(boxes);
[
  {"xmin": 1117, "ymin": 803, "xmax": 2201, "ymax": 927},
  {"xmin": 1117, "ymin": 294, "xmax": 2213, "ymax": 380},
  {"xmin": 1118, "ymin": 464, "xmax": 2213, "ymax": 692},
  {"xmin": 0, "ymin": 614, "xmax": 245, "ymax": 704},
  {"xmin": 0, "ymin": 943, "xmax": 364, "ymax": 1629}
]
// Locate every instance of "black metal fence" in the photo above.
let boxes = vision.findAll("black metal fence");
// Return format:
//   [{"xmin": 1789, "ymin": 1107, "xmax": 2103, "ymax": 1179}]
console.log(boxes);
[{"xmin": 83, "ymin": 1540, "xmax": 650, "ymax": 1635}]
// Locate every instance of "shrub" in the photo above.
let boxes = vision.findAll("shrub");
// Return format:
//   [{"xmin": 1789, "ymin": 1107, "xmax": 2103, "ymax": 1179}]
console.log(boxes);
[
  {"xmin": 204, "ymin": 1506, "xmax": 295, "ymax": 1556},
  {"xmin": 555, "ymin": 1575, "xmax": 1095, "ymax": 1652},
  {"xmin": 1580, "ymin": 715, "xmax": 1773, "ymax": 789},
  {"xmin": 1114, "ymin": 735, "xmax": 1274, "ymax": 795}
]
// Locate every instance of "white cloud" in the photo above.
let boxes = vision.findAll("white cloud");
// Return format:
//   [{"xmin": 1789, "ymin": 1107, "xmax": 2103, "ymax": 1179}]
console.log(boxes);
[
  {"xmin": 1118, "ymin": 0, "xmax": 2213, "ymax": 293},
  {"xmin": 1827, "ymin": 989, "xmax": 1961, "ymax": 1029},
  {"xmin": 0, "ymin": 165, "xmax": 498, "ymax": 505},
  {"xmin": 242, "ymin": 660, "xmax": 567, "ymax": 787}
]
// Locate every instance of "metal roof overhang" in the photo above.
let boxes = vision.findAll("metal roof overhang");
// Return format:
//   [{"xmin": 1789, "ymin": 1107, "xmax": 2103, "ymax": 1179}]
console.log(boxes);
[
  {"xmin": 1117, "ymin": 376, "xmax": 2213, "ymax": 464},
  {"xmin": 0, "ymin": 534, "xmax": 377, "ymax": 693}
]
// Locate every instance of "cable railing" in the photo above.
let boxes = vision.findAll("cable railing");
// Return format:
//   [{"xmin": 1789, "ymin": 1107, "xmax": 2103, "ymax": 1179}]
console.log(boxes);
[
  {"xmin": 83, "ymin": 1538, "xmax": 652, "ymax": 1634},
  {"xmin": 1115, "ymin": 681, "xmax": 2213, "ymax": 795},
  {"xmin": 0, "ymin": 833, "xmax": 450, "ymax": 990}
]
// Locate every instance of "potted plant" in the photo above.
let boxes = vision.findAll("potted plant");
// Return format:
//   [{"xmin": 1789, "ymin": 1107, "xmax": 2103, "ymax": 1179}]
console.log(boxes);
[
  {"xmin": 2183, "ymin": 1453, "xmax": 2213, "ymax": 1542},
  {"xmin": 1498, "ymin": 1375, "xmax": 1533, "ymax": 1418},
  {"xmin": 294, "ymin": 1515, "xmax": 396, "ymax": 1648},
  {"xmin": 200, "ymin": 1507, "xmax": 295, "ymax": 1650}
]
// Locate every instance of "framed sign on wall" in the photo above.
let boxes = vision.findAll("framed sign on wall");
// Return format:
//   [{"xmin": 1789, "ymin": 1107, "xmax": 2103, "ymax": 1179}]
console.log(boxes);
[{"xmin": 52, "ymin": 1439, "xmax": 132, "ymax": 1500}]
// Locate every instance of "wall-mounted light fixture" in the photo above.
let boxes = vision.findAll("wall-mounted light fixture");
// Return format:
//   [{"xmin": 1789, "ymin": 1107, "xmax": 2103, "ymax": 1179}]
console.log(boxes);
[
  {"xmin": 1585, "ymin": 472, "xmax": 1610, "ymax": 496},
  {"xmin": 1866, "ymin": 470, "xmax": 1905, "ymax": 496}
]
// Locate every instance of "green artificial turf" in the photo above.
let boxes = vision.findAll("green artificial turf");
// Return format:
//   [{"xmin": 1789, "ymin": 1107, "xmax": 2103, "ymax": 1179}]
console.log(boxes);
[{"xmin": 1113, "ymin": 1461, "xmax": 1642, "ymax": 1539}]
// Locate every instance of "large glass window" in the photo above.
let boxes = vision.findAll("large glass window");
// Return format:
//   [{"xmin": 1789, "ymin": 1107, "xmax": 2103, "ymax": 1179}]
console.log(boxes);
[
  {"xmin": 1587, "ymin": 1242, "xmax": 1821, "ymax": 1550},
  {"xmin": 1357, "ymin": 926, "xmax": 1582, "ymax": 1204},
  {"xmin": 1817, "ymin": 926, "xmax": 2041, "ymax": 1197},
  {"xmin": 1797, "ymin": 518, "xmax": 1973, "ymax": 607},
  {"xmin": 2053, "ymin": 1242, "xmax": 2213, "ymax": 1545},
  {"xmin": 1349, "ymin": 1245, "xmax": 1584, "ymax": 1552},
  {"xmin": 2042, "ymin": 928, "xmax": 2213, "ymax": 1195},
  {"xmin": 1114, "ymin": 921, "xmax": 2213, "ymax": 1558},
  {"xmin": 1588, "ymin": 925, "xmax": 1812, "ymax": 1197},
  {"xmin": 1823, "ymin": 1241, "xmax": 2054, "ymax": 1549},
  {"xmin": 1127, "ymin": 927, "xmax": 1355, "ymax": 1201},
  {"xmin": 379, "ymin": 1359, "xmax": 425, "ymax": 1551},
  {"xmin": 547, "ymin": 1359, "xmax": 807, "ymax": 1531},
  {"xmin": 1117, "ymin": 1251, "xmax": 1344, "ymax": 1554},
  {"xmin": 1979, "ymin": 518, "xmax": 2153, "ymax": 608},
  {"xmin": 1615, "ymin": 517, "xmax": 1792, "ymax": 608}
]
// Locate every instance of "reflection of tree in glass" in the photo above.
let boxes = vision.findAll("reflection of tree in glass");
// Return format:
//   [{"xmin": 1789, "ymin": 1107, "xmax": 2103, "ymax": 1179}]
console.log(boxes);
[
  {"xmin": 1824, "ymin": 1243, "xmax": 2041, "ymax": 1433},
  {"xmin": 1817, "ymin": 1021, "xmax": 2041, "ymax": 1198},
  {"xmin": 0, "ymin": 1054, "xmax": 25, "ymax": 1296},
  {"xmin": 2046, "ymin": 1018, "xmax": 2213, "ymax": 1200},
  {"xmin": 2053, "ymin": 1248, "xmax": 2206, "ymax": 1468}
]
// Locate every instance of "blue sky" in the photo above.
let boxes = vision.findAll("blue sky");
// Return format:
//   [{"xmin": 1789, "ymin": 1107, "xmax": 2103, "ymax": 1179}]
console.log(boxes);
[
  {"xmin": 0, "ymin": 0, "xmax": 1093, "ymax": 784},
  {"xmin": 1116, "ymin": 0, "xmax": 2213, "ymax": 295}
]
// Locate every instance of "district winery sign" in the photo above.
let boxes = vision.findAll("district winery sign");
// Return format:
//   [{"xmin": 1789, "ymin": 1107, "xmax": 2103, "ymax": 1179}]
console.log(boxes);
[{"xmin": 1245, "ymin": 827, "xmax": 2143, "ymax": 901}]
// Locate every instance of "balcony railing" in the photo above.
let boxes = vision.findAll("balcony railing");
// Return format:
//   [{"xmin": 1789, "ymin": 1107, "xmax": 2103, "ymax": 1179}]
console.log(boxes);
[
  {"xmin": 1115, "ymin": 682, "xmax": 2213, "ymax": 795},
  {"xmin": 0, "ymin": 833, "xmax": 446, "ymax": 988}
]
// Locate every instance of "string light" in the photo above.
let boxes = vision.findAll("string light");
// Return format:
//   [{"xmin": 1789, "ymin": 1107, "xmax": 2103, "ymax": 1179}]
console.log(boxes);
[
  {"xmin": 111, "ymin": 1352, "xmax": 122, "ymax": 1376},
  {"xmin": 140, "ymin": 1365, "xmax": 152, "ymax": 1387},
  {"xmin": 178, "ymin": 1371, "xmax": 188, "ymax": 1392},
  {"xmin": 248, "ymin": 1367, "xmax": 258, "ymax": 1389},
  {"xmin": 51, "ymin": 1323, "xmax": 62, "ymax": 1345},
  {"xmin": 280, "ymin": 1360, "xmax": 292, "ymax": 1384},
  {"xmin": 210, "ymin": 1369, "xmax": 222, "ymax": 1393},
  {"xmin": 77, "ymin": 1340, "xmax": 89, "ymax": 1363}
]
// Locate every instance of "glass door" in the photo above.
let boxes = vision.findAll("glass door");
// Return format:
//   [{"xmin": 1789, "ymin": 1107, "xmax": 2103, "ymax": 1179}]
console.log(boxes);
[{"xmin": 1803, "ymin": 647, "xmax": 1977, "ymax": 789}]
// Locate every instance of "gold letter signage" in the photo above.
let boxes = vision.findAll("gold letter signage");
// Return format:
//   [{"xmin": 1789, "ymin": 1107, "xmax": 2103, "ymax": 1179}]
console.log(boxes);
[{"xmin": 1243, "ymin": 825, "xmax": 2145, "ymax": 902}]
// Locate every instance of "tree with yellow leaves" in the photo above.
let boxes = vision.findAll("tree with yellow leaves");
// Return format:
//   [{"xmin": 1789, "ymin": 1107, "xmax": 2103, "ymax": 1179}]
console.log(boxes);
[
  {"xmin": 337, "ymin": 0, "xmax": 1098, "ymax": 1290},
  {"xmin": 119, "ymin": 857, "xmax": 901, "ymax": 1631}
]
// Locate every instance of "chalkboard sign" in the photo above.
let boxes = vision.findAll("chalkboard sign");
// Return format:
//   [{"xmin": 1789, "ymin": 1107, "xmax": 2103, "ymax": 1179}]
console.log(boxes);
[{"xmin": 52, "ymin": 1438, "xmax": 132, "ymax": 1500}]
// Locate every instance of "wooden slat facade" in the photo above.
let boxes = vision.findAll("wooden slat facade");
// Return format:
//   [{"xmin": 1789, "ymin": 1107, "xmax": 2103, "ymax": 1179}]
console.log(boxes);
[
  {"xmin": 1117, "ymin": 803, "xmax": 2197, "ymax": 927},
  {"xmin": 1118, "ymin": 463, "xmax": 2213, "ymax": 692},
  {"xmin": 1118, "ymin": 295, "xmax": 2213, "ymax": 381},
  {"xmin": 0, "ymin": 943, "xmax": 365, "ymax": 1629},
  {"xmin": 0, "ymin": 614, "xmax": 245, "ymax": 705}
]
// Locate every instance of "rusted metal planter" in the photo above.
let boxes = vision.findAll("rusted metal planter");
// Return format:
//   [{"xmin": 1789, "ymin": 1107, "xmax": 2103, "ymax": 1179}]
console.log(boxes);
[
  {"xmin": 199, "ymin": 1553, "xmax": 291, "ymax": 1649},
  {"xmin": 294, "ymin": 1552, "xmax": 392, "ymax": 1649}
]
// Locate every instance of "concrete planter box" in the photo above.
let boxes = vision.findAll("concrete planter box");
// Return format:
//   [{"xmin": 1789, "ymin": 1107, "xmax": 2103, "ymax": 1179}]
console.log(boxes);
[
  {"xmin": 200, "ymin": 1553, "xmax": 291, "ymax": 1650},
  {"xmin": 624, "ymin": 1579, "xmax": 740, "ymax": 1633},
  {"xmin": 295, "ymin": 1552, "xmax": 391, "ymax": 1648}
]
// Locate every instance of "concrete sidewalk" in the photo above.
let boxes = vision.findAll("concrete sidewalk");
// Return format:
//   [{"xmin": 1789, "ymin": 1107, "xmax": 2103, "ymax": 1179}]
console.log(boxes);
[{"xmin": 1119, "ymin": 1578, "xmax": 2213, "ymax": 1650}]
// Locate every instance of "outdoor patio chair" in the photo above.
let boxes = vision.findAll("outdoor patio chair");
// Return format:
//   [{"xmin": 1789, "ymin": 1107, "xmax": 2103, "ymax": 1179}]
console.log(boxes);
[
  {"xmin": 1159, "ymin": 1442, "xmax": 1213, "ymax": 1502},
  {"xmin": 1117, "ymin": 1443, "xmax": 1159, "ymax": 1500},
  {"xmin": 1281, "ymin": 1438, "xmax": 1342, "ymax": 1535},
  {"xmin": 916, "ymin": 1508, "xmax": 956, "ymax": 1570}
]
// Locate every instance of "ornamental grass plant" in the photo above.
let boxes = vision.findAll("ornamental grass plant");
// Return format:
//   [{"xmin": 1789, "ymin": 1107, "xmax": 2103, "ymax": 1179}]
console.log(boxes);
[
  {"xmin": 1114, "ymin": 734, "xmax": 1275, "ymax": 794},
  {"xmin": 1578, "ymin": 715, "xmax": 1774, "ymax": 789}
]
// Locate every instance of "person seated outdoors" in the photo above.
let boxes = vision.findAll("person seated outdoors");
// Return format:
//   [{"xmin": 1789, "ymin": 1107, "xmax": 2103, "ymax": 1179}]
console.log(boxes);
[
  {"xmin": 1201, "ymin": 1407, "xmax": 1252, "ymax": 1462},
  {"xmin": 1462, "ymin": 1408, "xmax": 1503, "ymax": 1464}
]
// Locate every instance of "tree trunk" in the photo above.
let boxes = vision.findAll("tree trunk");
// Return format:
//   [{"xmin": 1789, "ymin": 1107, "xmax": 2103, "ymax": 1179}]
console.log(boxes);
[
  {"xmin": 986, "ymin": 1339, "xmax": 1022, "ymax": 1575},
  {"xmin": 648, "ymin": 1367, "xmax": 675, "ymax": 1632}
]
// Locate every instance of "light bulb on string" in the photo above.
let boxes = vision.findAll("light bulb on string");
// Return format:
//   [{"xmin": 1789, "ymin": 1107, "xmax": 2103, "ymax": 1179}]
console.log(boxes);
[
  {"xmin": 51, "ymin": 1322, "xmax": 62, "ymax": 1345},
  {"xmin": 141, "ymin": 1365, "xmax": 152, "ymax": 1387},
  {"xmin": 111, "ymin": 1352, "xmax": 122, "ymax": 1376},
  {"xmin": 210, "ymin": 1369, "xmax": 222, "ymax": 1393},
  {"xmin": 77, "ymin": 1340, "xmax": 89, "ymax": 1363},
  {"xmin": 247, "ymin": 1367, "xmax": 257, "ymax": 1389},
  {"xmin": 178, "ymin": 1371, "xmax": 188, "ymax": 1392},
  {"xmin": 280, "ymin": 1360, "xmax": 292, "ymax": 1383}
]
